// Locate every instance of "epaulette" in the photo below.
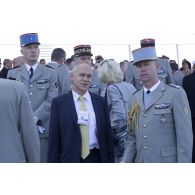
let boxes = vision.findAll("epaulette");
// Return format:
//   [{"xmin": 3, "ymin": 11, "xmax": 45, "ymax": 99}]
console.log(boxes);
[
  {"xmin": 46, "ymin": 65, "xmax": 54, "ymax": 69},
  {"xmin": 132, "ymin": 89, "xmax": 141, "ymax": 95},
  {"xmin": 169, "ymin": 84, "xmax": 180, "ymax": 89}
]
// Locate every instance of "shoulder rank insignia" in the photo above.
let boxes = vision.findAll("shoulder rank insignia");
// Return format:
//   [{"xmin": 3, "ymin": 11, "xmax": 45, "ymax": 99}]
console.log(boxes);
[
  {"xmin": 128, "ymin": 101, "xmax": 140, "ymax": 134},
  {"xmin": 46, "ymin": 65, "xmax": 54, "ymax": 69},
  {"xmin": 169, "ymin": 84, "xmax": 180, "ymax": 89}
]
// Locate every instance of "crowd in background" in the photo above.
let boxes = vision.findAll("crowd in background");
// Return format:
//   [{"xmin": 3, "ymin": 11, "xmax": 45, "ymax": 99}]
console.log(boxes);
[{"xmin": 0, "ymin": 34, "xmax": 195, "ymax": 163}]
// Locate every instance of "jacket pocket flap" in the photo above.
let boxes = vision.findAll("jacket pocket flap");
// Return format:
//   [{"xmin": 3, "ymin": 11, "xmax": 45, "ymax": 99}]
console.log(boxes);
[{"xmin": 161, "ymin": 146, "xmax": 176, "ymax": 157}]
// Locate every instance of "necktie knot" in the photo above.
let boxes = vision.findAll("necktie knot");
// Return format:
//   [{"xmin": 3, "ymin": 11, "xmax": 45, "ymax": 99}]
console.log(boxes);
[
  {"xmin": 29, "ymin": 67, "xmax": 33, "ymax": 79},
  {"xmin": 146, "ymin": 90, "xmax": 151, "ymax": 94}
]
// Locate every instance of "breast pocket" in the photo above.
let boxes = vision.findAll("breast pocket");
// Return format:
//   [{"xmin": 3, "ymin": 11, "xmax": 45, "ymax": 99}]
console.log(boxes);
[
  {"xmin": 153, "ymin": 108, "xmax": 173, "ymax": 128},
  {"xmin": 36, "ymin": 82, "xmax": 49, "ymax": 90}
]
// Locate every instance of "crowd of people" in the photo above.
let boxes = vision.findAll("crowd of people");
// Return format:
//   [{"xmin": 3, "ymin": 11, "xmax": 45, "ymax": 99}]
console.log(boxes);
[{"xmin": 0, "ymin": 34, "xmax": 195, "ymax": 163}]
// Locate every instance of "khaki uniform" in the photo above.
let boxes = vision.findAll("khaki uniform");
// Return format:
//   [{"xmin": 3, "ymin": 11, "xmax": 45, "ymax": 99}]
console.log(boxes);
[
  {"xmin": 123, "ymin": 82, "xmax": 193, "ymax": 163},
  {"xmin": 7, "ymin": 64, "xmax": 58, "ymax": 162}
]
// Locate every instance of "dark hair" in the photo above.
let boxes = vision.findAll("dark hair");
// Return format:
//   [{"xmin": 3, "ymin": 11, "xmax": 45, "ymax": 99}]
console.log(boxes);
[
  {"xmin": 170, "ymin": 62, "xmax": 179, "ymax": 71},
  {"xmin": 51, "ymin": 48, "xmax": 66, "ymax": 61},
  {"xmin": 182, "ymin": 59, "xmax": 191, "ymax": 70}
]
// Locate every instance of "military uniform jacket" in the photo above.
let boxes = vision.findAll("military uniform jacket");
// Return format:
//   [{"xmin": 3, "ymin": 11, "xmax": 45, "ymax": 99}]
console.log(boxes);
[
  {"xmin": 57, "ymin": 64, "xmax": 71, "ymax": 95},
  {"xmin": 0, "ymin": 79, "xmax": 40, "ymax": 162},
  {"xmin": 7, "ymin": 64, "xmax": 58, "ymax": 138},
  {"xmin": 123, "ymin": 82, "xmax": 193, "ymax": 163}
]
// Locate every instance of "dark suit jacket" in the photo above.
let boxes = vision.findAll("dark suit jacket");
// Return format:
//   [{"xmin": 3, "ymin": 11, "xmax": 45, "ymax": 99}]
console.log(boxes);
[
  {"xmin": 183, "ymin": 72, "xmax": 195, "ymax": 121},
  {"xmin": 48, "ymin": 91, "xmax": 114, "ymax": 163},
  {"xmin": 0, "ymin": 67, "xmax": 8, "ymax": 78}
]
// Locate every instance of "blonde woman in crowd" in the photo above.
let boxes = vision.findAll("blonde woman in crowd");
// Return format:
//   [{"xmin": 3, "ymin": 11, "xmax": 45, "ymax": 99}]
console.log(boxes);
[{"xmin": 98, "ymin": 59, "xmax": 136, "ymax": 162}]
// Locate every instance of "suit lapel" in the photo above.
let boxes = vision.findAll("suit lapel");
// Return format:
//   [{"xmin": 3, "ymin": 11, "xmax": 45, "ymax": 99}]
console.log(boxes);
[
  {"xmin": 66, "ymin": 91, "xmax": 78, "ymax": 124},
  {"xmin": 30, "ymin": 64, "xmax": 43, "ymax": 82}
]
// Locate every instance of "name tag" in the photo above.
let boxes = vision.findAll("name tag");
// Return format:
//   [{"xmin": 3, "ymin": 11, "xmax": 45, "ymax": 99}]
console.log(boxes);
[{"xmin": 78, "ymin": 111, "xmax": 89, "ymax": 125}]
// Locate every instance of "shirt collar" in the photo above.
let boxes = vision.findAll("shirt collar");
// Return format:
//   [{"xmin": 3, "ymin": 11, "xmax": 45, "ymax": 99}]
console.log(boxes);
[
  {"xmin": 25, "ymin": 63, "xmax": 38, "ymax": 72},
  {"xmin": 143, "ymin": 80, "xmax": 160, "ymax": 94},
  {"xmin": 72, "ymin": 90, "xmax": 90, "ymax": 103}
]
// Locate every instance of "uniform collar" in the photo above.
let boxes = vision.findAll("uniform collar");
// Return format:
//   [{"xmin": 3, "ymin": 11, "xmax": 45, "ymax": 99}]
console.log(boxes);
[
  {"xmin": 25, "ymin": 63, "xmax": 38, "ymax": 72},
  {"xmin": 143, "ymin": 80, "xmax": 160, "ymax": 94}
]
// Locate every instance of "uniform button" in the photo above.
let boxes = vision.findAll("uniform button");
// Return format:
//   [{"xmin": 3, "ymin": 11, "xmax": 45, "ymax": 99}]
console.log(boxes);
[
  {"xmin": 30, "ymin": 85, "xmax": 33, "ymax": 87},
  {"xmin": 42, "ymin": 86, "xmax": 45, "ymax": 89},
  {"xmin": 144, "ymin": 146, "xmax": 147, "ymax": 150},
  {"xmin": 144, "ymin": 114, "xmax": 147, "ymax": 117},
  {"xmin": 143, "ymin": 135, "xmax": 147, "ymax": 139},
  {"xmin": 29, "ymin": 92, "xmax": 32, "ymax": 95},
  {"xmin": 143, "ymin": 124, "xmax": 146, "ymax": 128}
]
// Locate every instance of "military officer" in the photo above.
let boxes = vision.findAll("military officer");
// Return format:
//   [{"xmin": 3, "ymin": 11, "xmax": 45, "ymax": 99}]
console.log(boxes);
[
  {"xmin": 122, "ymin": 46, "xmax": 193, "ymax": 163},
  {"xmin": 47, "ymin": 48, "xmax": 71, "ymax": 95},
  {"xmin": 0, "ymin": 78, "xmax": 40, "ymax": 163},
  {"xmin": 125, "ymin": 38, "xmax": 175, "ymax": 90},
  {"xmin": 73, "ymin": 45, "xmax": 101, "ymax": 95},
  {"xmin": 7, "ymin": 33, "xmax": 58, "ymax": 162}
]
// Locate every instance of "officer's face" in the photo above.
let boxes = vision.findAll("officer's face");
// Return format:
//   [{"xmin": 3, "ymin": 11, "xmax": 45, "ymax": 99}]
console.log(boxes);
[
  {"xmin": 71, "ymin": 63, "xmax": 93, "ymax": 95},
  {"xmin": 20, "ymin": 44, "xmax": 40, "ymax": 65},
  {"xmin": 74, "ymin": 56, "xmax": 92, "ymax": 65},
  {"xmin": 135, "ymin": 60, "xmax": 158, "ymax": 84}
]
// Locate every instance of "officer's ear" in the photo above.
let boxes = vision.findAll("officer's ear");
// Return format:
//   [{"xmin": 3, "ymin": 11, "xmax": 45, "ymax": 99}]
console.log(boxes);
[
  {"xmin": 20, "ymin": 48, "xmax": 24, "ymax": 55},
  {"xmin": 155, "ymin": 61, "xmax": 160, "ymax": 71}
]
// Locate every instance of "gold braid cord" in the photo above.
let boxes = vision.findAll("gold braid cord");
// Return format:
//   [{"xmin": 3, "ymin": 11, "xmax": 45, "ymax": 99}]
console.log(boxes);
[{"xmin": 128, "ymin": 101, "xmax": 140, "ymax": 134}]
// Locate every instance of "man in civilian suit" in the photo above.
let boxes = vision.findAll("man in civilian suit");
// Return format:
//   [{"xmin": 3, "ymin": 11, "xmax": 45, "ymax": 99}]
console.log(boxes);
[
  {"xmin": 183, "ymin": 72, "xmax": 195, "ymax": 162},
  {"xmin": 48, "ymin": 63, "xmax": 114, "ymax": 163}
]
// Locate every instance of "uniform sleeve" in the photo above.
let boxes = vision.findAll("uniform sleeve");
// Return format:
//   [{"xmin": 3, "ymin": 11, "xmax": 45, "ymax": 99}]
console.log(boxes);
[
  {"xmin": 173, "ymin": 88, "xmax": 193, "ymax": 162},
  {"xmin": 165, "ymin": 60, "xmax": 175, "ymax": 84},
  {"xmin": 34, "ymin": 69, "xmax": 58, "ymax": 123},
  {"xmin": 19, "ymin": 84, "xmax": 40, "ymax": 162},
  {"xmin": 122, "ymin": 99, "xmax": 137, "ymax": 162},
  {"xmin": 106, "ymin": 85, "xmax": 127, "ymax": 131},
  {"xmin": 125, "ymin": 63, "xmax": 135, "ymax": 85}
]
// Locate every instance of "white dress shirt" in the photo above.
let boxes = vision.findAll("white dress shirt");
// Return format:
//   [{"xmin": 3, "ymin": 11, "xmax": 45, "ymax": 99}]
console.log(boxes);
[
  {"xmin": 72, "ymin": 90, "xmax": 99, "ymax": 149},
  {"xmin": 25, "ymin": 63, "xmax": 38, "ymax": 75}
]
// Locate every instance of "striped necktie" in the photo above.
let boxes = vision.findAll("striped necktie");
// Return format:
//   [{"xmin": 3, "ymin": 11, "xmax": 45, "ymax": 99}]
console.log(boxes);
[{"xmin": 79, "ymin": 96, "xmax": 90, "ymax": 159}]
